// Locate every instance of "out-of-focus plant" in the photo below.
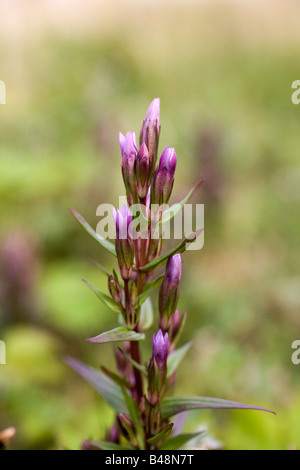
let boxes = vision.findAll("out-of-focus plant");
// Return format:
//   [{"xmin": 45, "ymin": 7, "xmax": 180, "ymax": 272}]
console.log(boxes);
[
  {"xmin": 66, "ymin": 99, "xmax": 275, "ymax": 450},
  {"xmin": 0, "ymin": 233, "xmax": 38, "ymax": 326}
]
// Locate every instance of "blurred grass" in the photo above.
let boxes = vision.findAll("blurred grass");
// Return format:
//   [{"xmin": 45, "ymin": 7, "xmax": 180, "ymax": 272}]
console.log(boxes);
[{"xmin": 1, "ymin": 0, "xmax": 300, "ymax": 449}]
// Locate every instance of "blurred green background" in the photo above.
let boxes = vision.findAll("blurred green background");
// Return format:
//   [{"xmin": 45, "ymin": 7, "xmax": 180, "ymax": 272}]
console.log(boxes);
[{"xmin": 0, "ymin": 0, "xmax": 300, "ymax": 450}]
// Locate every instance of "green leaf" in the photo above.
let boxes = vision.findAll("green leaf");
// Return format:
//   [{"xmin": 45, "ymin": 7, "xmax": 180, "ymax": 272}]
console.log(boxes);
[
  {"xmin": 65, "ymin": 357, "xmax": 128, "ymax": 413},
  {"xmin": 87, "ymin": 326, "xmax": 145, "ymax": 344},
  {"xmin": 122, "ymin": 388, "xmax": 145, "ymax": 450},
  {"xmin": 139, "ymin": 298, "xmax": 154, "ymax": 331},
  {"xmin": 167, "ymin": 342, "xmax": 193, "ymax": 378},
  {"xmin": 70, "ymin": 208, "xmax": 116, "ymax": 256},
  {"xmin": 83, "ymin": 279, "xmax": 121, "ymax": 313},
  {"xmin": 160, "ymin": 179, "xmax": 205, "ymax": 226},
  {"xmin": 135, "ymin": 275, "xmax": 164, "ymax": 308},
  {"xmin": 121, "ymin": 350, "xmax": 147, "ymax": 376},
  {"xmin": 88, "ymin": 259, "xmax": 111, "ymax": 277},
  {"xmin": 147, "ymin": 423, "xmax": 174, "ymax": 445},
  {"xmin": 84, "ymin": 440, "xmax": 135, "ymax": 450},
  {"xmin": 160, "ymin": 431, "xmax": 204, "ymax": 450},
  {"xmin": 100, "ymin": 366, "xmax": 132, "ymax": 389},
  {"xmin": 161, "ymin": 396, "xmax": 276, "ymax": 420},
  {"xmin": 138, "ymin": 229, "xmax": 203, "ymax": 272}
]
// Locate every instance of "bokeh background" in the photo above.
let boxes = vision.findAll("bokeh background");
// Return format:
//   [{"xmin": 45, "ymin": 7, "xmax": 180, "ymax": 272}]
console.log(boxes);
[{"xmin": 0, "ymin": 0, "xmax": 300, "ymax": 450}]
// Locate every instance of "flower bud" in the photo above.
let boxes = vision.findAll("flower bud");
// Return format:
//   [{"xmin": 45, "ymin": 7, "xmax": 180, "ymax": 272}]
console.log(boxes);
[
  {"xmin": 151, "ymin": 147, "xmax": 177, "ymax": 206},
  {"xmin": 159, "ymin": 254, "xmax": 181, "ymax": 331},
  {"xmin": 113, "ymin": 205, "xmax": 134, "ymax": 281},
  {"xmin": 135, "ymin": 142, "xmax": 151, "ymax": 200},
  {"xmin": 152, "ymin": 329, "xmax": 169, "ymax": 367},
  {"xmin": 139, "ymin": 98, "xmax": 160, "ymax": 177},
  {"xmin": 119, "ymin": 131, "xmax": 138, "ymax": 204},
  {"xmin": 148, "ymin": 330, "xmax": 169, "ymax": 406}
]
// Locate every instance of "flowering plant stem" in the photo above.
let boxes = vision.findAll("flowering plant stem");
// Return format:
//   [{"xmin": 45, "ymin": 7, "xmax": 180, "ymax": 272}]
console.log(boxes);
[{"xmin": 68, "ymin": 99, "xmax": 275, "ymax": 451}]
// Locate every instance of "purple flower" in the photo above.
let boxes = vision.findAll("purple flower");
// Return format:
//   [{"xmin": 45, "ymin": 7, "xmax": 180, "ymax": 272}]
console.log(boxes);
[
  {"xmin": 151, "ymin": 147, "xmax": 177, "ymax": 205},
  {"xmin": 152, "ymin": 329, "xmax": 169, "ymax": 367},
  {"xmin": 113, "ymin": 204, "xmax": 133, "ymax": 240},
  {"xmin": 119, "ymin": 131, "xmax": 138, "ymax": 204},
  {"xmin": 139, "ymin": 98, "xmax": 161, "ymax": 176},
  {"xmin": 148, "ymin": 329, "xmax": 169, "ymax": 406},
  {"xmin": 164, "ymin": 253, "xmax": 182, "ymax": 287},
  {"xmin": 119, "ymin": 131, "xmax": 137, "ymax": 155},
  {"xmin": 135, "ymin": 142, "xmax": 151, "ymax": 199},
  {"xmin": 159, "ymin": 147, "xmax": 177, "ymax": 174}
]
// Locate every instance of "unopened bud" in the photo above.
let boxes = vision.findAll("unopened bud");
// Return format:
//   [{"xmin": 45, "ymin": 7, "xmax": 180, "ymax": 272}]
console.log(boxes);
[
  {"xmin": 139, "ymin": 98, "xmax": 160, "ymax": 177},
  {"xmin": 152, "ymin": 329, "xmax": 169, "ymax": 367},
  {"xmin": 151, "ymin": 147, "xmax": 177, "ymax": 205},
  {"xmin": 148, "ymin": 330, "xmax": 169, "ymax": 406},
  {"xmin": 135, "ymin": 142, "xmax": 151, "ymax": 199},
  {"xmin": 119, "ymin": 131, "xmax": 138, "ymax": 204}
]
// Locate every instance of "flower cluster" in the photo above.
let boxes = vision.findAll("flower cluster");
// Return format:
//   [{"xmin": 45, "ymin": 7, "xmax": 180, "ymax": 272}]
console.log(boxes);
[{"xmin": 68, "ymin": 99, "xmax": 275, "ymax": 451}]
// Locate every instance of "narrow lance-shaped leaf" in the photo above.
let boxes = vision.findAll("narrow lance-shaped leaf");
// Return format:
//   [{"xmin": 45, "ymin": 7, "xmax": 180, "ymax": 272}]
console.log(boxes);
[
  {"xmin": 160, "ymin": 179, "xmax": 205, "ymax": 226},
  {"xmin": 100, "ymin": 366, "xmax": 132, "ymax": 389},
  {"xmin": 122, "ymin": 388, "xmax": 145, "ymax": 450},
  {"xmin": 65, "ymin": 357, "xmax": 128, "ymax": 414},
  {"xmin": 70, "ymin": 208, "xmax": 116, "ymax": 256},
  {"xmin": 160, "ymin": 431, "xmax": 204, "ymax": 451},
  {"xmin": 161, "ymin": 396, "xmax": 276, "ymax": 420},
  {"xmin": 87, "ymin": 326, "xmax": 145, "ymax": 344},
  {"xmin": 147, "ymin": 423, "xmax": 174, "ymax": 445},
  {"xmin": 88, "ymin": 259, "xmax": 111, "ymax": 277},
  {"xmin": 121, "ymin": 349, "xmax": 147, "ymax": 376},
  {"xmin": 82, "ymin": 279, "xmax": 121, "ymax": 313},
  {"xmin": 138, "ymin": 228, "xmax": 204, "ymax": 273},
  {"xmin": 167, "ymin": 342, "xmax": 193, "ymax": 378}
]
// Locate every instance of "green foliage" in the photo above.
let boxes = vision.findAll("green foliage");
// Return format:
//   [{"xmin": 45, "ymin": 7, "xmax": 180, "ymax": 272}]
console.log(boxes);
[{"xmin": 87, "ymin": 327, "xmax": 145, "ymax": 344}]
